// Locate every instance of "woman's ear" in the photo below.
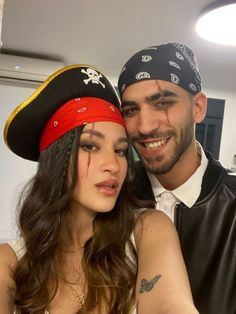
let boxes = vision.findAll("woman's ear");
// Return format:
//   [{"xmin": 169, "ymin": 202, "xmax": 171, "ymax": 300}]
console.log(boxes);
[{"xmin": 193, "ymin": 91, "xmax": 207, "ymax": 123}]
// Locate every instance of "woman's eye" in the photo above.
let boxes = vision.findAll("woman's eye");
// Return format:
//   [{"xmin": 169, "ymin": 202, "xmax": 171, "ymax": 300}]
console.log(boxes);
[
  {"xmin": 80, "ymin": 144, "xmax": 97, "ymax": 152},
  {"xmin": 115, "ymin": 148, "xmax": 128, "ymax": 157}
]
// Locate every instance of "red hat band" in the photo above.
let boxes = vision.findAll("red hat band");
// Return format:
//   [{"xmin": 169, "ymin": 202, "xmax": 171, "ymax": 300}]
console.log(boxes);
[{"xmin": 40, "ymin": 97, "xmax": 125, "ymax": 152}]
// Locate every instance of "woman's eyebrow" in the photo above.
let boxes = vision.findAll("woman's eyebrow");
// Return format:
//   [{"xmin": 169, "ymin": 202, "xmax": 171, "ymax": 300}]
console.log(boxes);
[
  {"xmin": 117, "ymin": 137, "xmax": 128, "ymax": 144},
  {"xmin": 82, "ymin": 129, "xmax": 105, "ymax": 139},
  {"xmin": 82, "ymin": 129, "xmax": 128, "ymax": 144}
]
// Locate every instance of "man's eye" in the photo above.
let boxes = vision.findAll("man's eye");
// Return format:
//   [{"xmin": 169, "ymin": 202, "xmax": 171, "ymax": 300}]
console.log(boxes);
[
  {"xmin": 123, "ymin": 107, "xmax": 138, "ymax": 117},
  {"xmin": 154, "ymin": 101, "xmax": 173, "ymax": 109}
]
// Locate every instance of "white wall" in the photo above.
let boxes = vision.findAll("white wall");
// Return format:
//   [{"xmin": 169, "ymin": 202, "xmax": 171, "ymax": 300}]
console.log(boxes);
[
  {"xmin": 0, "ymin": 82, "xmax": 37, "ymax": 242},
  {"xmin": 0, "ymin": 80, "xmax": 235, "ymax": 241}
]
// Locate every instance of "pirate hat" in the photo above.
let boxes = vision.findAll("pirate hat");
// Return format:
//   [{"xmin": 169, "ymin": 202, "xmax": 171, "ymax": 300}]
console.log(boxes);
[{"xmin": 4, "ymin": 64, "xmax": 121, "ymax": 161}]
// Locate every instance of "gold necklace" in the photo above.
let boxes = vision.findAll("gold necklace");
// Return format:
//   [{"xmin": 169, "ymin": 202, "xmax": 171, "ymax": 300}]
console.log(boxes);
[
  {"xmin": 70, "ymin": 286, "xmax": 85, "ymax": 309},
  {"xmin": 68, "ymin": 267, "xmax": 85, "ymax": 310},
  {"xmin": 58, "ymin": 246, "xmax": 85, "ymax": 309}
]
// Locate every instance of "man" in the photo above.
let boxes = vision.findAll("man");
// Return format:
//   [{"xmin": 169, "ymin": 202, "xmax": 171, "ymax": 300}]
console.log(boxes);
[{"xmin": 118, "ymin": 43, "xmax": 236, "ymax": 314}]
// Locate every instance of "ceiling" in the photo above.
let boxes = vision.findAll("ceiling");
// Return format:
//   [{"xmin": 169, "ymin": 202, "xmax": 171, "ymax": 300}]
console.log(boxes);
[{"xmin": 1, "ymin": 0, "xmax": 236, "ymax": 89}]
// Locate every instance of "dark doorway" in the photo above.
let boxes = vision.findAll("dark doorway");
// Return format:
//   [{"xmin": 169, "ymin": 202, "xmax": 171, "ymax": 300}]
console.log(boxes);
[{"xmin": 196, "ymin": 98, "xmax": 225, "ymax": 159}]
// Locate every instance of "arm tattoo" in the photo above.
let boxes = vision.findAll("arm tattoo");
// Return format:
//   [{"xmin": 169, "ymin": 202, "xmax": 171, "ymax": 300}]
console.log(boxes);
[
  {"xmin": 7, "ymin": 286, "xmax": 15, "ymax": 312},
  {"xmin": 139, "ymin": 274, "xmax": 162, "ymax": 293}
]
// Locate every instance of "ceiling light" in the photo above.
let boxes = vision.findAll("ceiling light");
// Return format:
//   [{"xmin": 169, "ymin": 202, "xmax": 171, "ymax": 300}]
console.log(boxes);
[{"xmin": 196, "ymin": 0, "xmax": 236, "ymax": 46}]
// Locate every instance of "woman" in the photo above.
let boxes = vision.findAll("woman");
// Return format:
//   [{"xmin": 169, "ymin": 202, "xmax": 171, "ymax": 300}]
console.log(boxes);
[{"xmin": 0, "ymin": 65, "xmax": 199, "ymax": 313}]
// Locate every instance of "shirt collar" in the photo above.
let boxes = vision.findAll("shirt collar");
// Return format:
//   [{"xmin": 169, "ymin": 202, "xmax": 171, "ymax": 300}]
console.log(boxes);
[{"xmin": 147, "ymin": 142, "xmax": 208, "ymax": 208}]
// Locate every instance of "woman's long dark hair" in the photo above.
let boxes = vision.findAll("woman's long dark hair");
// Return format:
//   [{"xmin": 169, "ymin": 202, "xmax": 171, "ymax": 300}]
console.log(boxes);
[{"xmin": 14, "ymin": 125, "xmax": 148, "ymax": 313}]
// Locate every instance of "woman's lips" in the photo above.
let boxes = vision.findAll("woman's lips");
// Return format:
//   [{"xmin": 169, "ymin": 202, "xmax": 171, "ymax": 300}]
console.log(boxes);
[{"xmin": 95, "ymin": 179, "xmax": 118, "ymax": 196}]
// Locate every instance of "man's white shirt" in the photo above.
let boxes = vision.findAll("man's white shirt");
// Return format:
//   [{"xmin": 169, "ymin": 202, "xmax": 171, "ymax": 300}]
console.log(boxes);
[{"xmin": 147, "ymin": 143, "xmax": 208, "ymax": 222}]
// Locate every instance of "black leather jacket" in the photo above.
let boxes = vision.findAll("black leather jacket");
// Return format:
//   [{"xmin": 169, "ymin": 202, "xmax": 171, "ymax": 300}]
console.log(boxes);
[{"xmin": 131, "ymin": 152, "xmax": 236, "ymax": 314}]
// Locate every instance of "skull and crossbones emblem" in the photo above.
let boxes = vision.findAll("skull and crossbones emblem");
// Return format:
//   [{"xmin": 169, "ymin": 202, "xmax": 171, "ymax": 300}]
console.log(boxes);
[{"xmin": 81, "ymin": 68, "xmax": 105, "ymax": 88}]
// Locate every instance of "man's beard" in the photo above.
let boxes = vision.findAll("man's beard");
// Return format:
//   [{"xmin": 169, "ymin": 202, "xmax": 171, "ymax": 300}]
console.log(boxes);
[{"xmin": 132, "ymin": 119, "xmax": 194, "ymax": 175}]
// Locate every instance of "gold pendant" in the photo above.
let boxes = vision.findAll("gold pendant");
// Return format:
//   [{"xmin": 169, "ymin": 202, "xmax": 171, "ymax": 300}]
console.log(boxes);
[
  {"xmin": 70, "ymin": 286, "xmax": 85, "ymax": 309},
  {"xmin": 76, "ymin": 294, "xmax": 85, "ymax": 309}
]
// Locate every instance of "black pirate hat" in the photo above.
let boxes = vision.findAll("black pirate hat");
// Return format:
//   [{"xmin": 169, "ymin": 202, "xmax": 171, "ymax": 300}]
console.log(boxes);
[{"xmin": 4, "ymin": 64, "xmax": 121, "ymax": 161}]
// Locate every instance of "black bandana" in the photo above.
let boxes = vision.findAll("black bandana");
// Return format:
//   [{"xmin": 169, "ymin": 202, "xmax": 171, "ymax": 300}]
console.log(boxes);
[{"xmin": 118, "ymin": 42, "xmax": 201, "ymax": 96}]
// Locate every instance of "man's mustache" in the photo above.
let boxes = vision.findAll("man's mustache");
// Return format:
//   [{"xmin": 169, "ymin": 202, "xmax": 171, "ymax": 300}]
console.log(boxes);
[{"xmin": 130, "ymin": 130, "xmax": 176, "ymax": 142}]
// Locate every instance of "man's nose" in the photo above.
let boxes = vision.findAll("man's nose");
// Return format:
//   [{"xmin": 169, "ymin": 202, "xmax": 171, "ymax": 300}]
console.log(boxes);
[{"xmin": 137, "ymin": 107, "xmax": 161, "ymax": 135}]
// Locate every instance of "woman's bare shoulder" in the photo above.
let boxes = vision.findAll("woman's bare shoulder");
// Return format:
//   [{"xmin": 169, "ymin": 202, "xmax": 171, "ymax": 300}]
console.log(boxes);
[
  {"xmin": 133, "ymin": 208, "xmax": 180, "ymax": 255},
  {"xmin": 0, "ymin": 243, "xmax": 18, "ymax": 270},
  {"xmin": 0, "ymin": 243, "xmax": 17, "ymax": 313},
  {"xmin": 135, "ymin": 209, "xmax": 176, "ymax": 235}
]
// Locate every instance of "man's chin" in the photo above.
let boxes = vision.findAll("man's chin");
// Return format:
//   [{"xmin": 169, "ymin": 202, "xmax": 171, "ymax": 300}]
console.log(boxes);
[{"xmin": 142, "ymin": 157, "xmax": 175, "ymax": 175}]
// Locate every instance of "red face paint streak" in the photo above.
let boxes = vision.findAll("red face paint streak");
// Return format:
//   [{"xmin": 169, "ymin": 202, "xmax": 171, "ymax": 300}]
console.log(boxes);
[
  {"xmin": 155, "ymin": 80, "xmax": 170, "ymax": 124},
  {"xmin": 164, "ymin": 107, "xmax": 170, "ymax": 124},
  {"xmin": 85, "ymin": 123, "xmax": 94, "ymax": 176}
]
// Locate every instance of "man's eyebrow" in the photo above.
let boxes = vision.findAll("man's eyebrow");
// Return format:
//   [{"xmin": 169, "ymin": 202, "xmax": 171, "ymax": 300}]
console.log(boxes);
[
  {"xmin": 122, "ymin": 90, "xmax": 177, "ymax": 107},
  {"xmin": 147, "ymin": 90, "xmax": 177, "ymax": 102},
  {"xmin": 121, "ymin": 100, "xmax": 137, "ymax": 107}
]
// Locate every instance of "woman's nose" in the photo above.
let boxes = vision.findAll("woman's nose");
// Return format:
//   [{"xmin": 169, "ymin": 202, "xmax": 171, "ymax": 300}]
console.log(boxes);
[{"xmin": 101, "ymin": 151, "xmax": 120, "ymax": 173}]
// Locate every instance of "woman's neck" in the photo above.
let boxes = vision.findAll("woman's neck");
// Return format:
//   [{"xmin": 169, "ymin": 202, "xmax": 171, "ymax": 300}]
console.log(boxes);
[{"xmin": 60, "ymin": 204, "xmax": 94, "ymax": 251}]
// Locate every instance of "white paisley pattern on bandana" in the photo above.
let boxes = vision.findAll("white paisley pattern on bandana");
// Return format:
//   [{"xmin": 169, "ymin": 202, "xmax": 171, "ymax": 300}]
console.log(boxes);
[{"xmin": 118, "ymin": 42, "xmax": 202, "ymax": 96}]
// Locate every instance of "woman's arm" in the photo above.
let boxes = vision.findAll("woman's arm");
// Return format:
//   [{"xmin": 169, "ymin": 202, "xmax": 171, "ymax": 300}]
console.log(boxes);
[
  {"xmin": 134, "ymin": 210, "xmax": 199, "ymax": 314},
  {"xmin": 0, "ymin": 243, "xmax": 17, "ymax": 313}
]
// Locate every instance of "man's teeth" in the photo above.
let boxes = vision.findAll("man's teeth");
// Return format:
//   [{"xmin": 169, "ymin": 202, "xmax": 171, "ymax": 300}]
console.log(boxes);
[{"xmin": 144, "ymin": 139, "xmax": 167, "ymax": 150}]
